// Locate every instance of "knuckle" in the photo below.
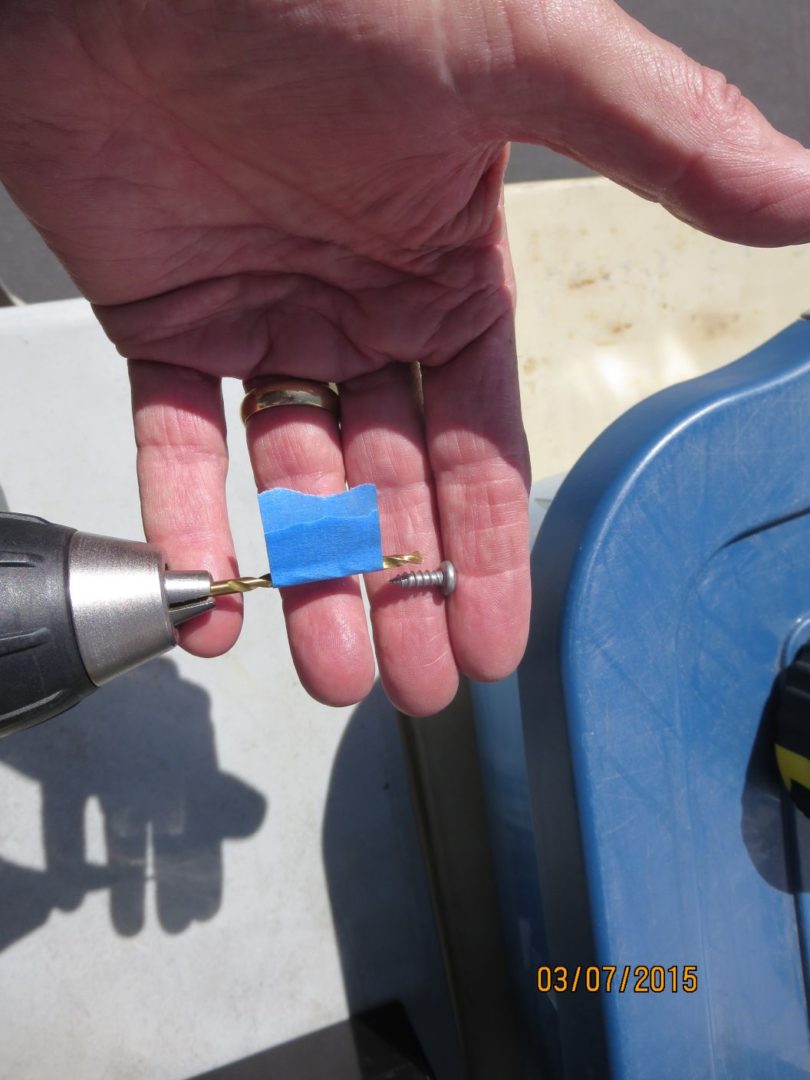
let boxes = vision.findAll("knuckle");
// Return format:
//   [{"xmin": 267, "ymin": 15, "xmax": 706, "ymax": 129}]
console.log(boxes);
[{"xmin": 686, "ymin": 65, "xmax": 748, "ymax": 136}]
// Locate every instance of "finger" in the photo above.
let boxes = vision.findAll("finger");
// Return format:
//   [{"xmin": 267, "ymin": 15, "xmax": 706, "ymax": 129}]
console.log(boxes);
[
  {"xmin": 488, "ymin": 0, "xmax": 810, "ymax": 245},
  {"xmin": 129, "ymin": 360, "xmax": 242, "ymax": 658},
  {"xmin": 153, "ymin": 822, "xmax": 222, "ymax": 932},
  {"xmin": 423, "ymin": 312, "xmax": 531, "ymax": 682},
  {"xmin": 243, "ymin": 398, "xmax": 375, "ymax": 707},
  {"xmin": 103, "ymin": 801, "xmax": 148, "ymax": 938},
  {"xmin": 341, "ymin": 364, "xmax": 458, "ymax": 717},
  {"xmin": 43, "ymin": 788, "xmax": 85, "ymax": 911}
]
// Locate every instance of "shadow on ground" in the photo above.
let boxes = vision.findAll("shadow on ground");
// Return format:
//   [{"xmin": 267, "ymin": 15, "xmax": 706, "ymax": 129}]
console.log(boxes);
[{"xmin": 0, "ymin": 657, "xmax": 266, "ymax": 949}]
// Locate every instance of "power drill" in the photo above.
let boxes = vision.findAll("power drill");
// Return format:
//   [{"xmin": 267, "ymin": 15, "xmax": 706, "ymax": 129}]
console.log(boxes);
[
  {"xmin": 0, "ymin": 509, "xmax": 445, "ymax": 737},
  {"xmin": 0, "ymin": 512, "xmax": 224, "ymax": 737}
]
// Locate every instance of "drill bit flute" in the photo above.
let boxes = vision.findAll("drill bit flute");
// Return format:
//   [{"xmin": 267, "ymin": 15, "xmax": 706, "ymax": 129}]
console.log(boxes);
[{"xmin": 211, "ymin": 552, "xmax": 457, "ymax": 598}]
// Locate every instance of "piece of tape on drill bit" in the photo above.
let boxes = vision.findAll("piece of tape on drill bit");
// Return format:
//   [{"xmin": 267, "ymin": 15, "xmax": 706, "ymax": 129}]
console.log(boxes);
[{"xmin": 258, "ymin": 484, "xmax": 384, "ymax": 587}]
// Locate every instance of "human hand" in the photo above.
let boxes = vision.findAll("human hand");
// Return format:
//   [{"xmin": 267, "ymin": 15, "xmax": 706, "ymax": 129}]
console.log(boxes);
[{"xmin": 2, "ymin": 1, "xmax": 810, "ymax": 715}]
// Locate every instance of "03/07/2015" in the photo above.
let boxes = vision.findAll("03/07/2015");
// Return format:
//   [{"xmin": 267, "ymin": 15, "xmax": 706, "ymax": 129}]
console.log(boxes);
[{"xmin": 536, "ymin": 965, "xmax": 698, "ymax": 994}]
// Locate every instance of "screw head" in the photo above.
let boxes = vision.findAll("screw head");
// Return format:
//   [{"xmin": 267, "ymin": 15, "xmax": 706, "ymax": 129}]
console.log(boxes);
[{"xmin": 440, "ymin": 560, "xmax": 457, "ymax": 596}]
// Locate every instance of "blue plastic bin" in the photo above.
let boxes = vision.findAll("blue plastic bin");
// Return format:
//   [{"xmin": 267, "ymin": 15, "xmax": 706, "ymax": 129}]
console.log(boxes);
[{"xmin": 474, "ymin": 320, "xmax": 810, "ymax": 1078}]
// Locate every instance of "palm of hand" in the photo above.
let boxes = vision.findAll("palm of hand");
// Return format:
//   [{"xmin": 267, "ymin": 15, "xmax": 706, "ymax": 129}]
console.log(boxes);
[
  {"xmin": 0, "ymin": 2, "xmax": 530, "ymax": 714},
  {"xmin": 5, "ymin": 3, "xmax": 511, "ymax": 363}
]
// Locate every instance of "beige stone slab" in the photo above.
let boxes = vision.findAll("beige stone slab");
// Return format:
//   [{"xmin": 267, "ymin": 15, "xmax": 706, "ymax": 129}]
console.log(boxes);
[{"xmin": 506, "ymin": 177, "xmax": 810, "ymax": 477}]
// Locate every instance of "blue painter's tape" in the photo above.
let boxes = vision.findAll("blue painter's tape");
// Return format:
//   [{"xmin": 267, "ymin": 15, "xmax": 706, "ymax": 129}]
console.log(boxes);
[{"xmin": 258, "ymin": 484, "xmax": 384, "ymax": 587}]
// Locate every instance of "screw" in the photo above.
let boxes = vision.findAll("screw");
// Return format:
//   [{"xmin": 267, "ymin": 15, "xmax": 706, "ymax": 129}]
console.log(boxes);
[{"xmin": 390, "ymin": 559, "xmax": 457, "ymax": 596}]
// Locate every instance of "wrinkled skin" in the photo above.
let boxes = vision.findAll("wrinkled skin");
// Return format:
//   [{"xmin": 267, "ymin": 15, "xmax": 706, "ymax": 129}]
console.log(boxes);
[{"xmin": 2, "ymin": 0, "xmax": 810, "ymax": 715}]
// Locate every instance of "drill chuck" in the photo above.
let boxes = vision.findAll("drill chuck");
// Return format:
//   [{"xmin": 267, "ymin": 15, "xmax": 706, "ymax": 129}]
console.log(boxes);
[{"xmin": 0, "ymin": 513, "xmax": 214, "ymax": 737}]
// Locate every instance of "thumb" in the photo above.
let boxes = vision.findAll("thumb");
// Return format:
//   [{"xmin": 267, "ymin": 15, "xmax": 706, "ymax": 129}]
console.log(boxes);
[{"xmin": 483, "ymin": 0, "xmax": 810, "ymax": 246}]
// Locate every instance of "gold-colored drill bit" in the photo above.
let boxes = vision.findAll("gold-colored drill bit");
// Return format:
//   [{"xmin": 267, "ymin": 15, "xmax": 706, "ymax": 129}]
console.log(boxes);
[
  {"xmin": 210, "ymin": 552, "xmax": 423, "ymax": 597},
  {"xmin": 210, "ymin": 574, "xmax": 272, "ymax": 596},
  {"xmin": 382, "ymin": 551, "xmax": 423, "ymax": 569}
]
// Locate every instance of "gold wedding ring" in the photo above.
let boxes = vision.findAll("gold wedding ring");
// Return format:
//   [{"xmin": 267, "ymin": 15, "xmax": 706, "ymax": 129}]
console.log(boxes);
[{"xmin": 241, "ymin": 378, "xmax": 340, "ymax": 426}]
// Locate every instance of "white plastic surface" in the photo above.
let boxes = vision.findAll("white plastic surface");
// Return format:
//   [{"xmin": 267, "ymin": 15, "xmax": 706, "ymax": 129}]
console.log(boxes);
[{"xmin": 0, "ymin": 302, "xmax": 456, "ymax": 1079}]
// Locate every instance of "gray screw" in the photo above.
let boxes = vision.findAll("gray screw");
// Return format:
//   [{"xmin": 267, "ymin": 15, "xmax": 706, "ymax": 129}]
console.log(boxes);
[{"xmin": 391, "ymin": 559, "xmax": 457, "ymax": 596}]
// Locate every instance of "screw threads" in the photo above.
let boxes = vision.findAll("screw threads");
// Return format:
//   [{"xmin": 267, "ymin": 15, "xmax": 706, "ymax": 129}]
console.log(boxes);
[
  {"xmin": 394, "ymin": 569, "xmax": 444, "ymax": 589},
  {"xmin": 390, "ymin": 559, "xmax": 457, "ymax": 597}
]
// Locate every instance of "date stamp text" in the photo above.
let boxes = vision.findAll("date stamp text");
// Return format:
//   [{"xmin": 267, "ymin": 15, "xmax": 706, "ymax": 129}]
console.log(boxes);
[{"xmin": 536, "ymin": 965, "xmax": 698, "ymax": 994}]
